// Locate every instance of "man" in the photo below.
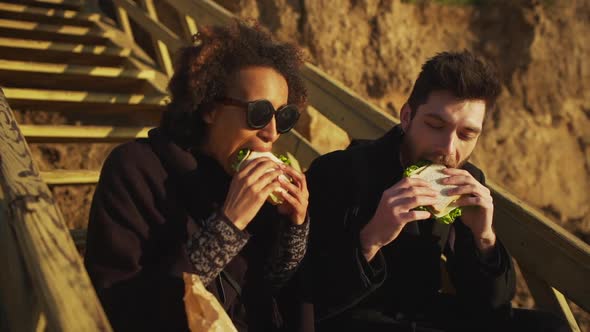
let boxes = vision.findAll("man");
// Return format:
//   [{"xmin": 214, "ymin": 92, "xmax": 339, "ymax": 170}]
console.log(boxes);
[{"xmin": 305, "ymin": 51, "xmax": 566, "ymax": 331}]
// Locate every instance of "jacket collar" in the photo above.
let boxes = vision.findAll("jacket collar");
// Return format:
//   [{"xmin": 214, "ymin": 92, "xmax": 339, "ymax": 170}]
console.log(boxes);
[{"xmin": 147, "ymin": 127, "xmax": 198, "ymax": 176}]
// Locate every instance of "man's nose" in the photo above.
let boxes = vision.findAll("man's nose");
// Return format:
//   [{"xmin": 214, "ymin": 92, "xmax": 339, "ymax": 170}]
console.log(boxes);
[
  {"xmin": 257, "ymin": 117, "xmax": 279, "ymax": 143},
  {"xmin": 438, "ymin": 133, "xmax": 456, "ymax": 156}
]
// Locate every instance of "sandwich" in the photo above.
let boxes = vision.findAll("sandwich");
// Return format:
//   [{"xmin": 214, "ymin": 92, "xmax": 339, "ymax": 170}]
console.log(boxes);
[
  {"xmin": 232, "ymin": 149, "xmax": 293, "ymax": 205},
  {"xmin": 403, "ymin": 161, "xmax": 462, "ymax": 224}
]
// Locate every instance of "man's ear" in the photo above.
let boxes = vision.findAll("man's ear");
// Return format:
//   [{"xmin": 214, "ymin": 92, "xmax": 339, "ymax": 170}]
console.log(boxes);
[{"xmin": 400, "ymin": 103, "xmax": 412, "ymax": 132}]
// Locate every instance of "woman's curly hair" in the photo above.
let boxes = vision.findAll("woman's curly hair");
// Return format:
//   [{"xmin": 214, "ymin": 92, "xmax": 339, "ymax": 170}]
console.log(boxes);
[{"xmin": 161, "ymin": 20, "xmax": 308, "ymax": 148}]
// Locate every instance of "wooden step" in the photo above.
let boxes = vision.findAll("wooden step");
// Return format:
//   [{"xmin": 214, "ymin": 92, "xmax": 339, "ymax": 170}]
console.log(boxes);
[
  {"xmin": 0, "ymin": 59, "xmax": 159, "ymax": 93},
  {"xmin": 4, "ymin": 87, "xmax": 168, "ymax": 114},
  {"xmin": 41, "ymin": 169, "xmax": 99, "ymax": 185},
  {"xmin": 21, "ymin": 124, "xmax": 151, "ymax": 142},
  {"xmin": 0, "ymin": 0, "xmax": 83, "ymax": 11},
  {"xmin": 0, "ymin": 2, "xmax": 98, "ymax": 27},
  {"xmin": 0, "ymin": 17, "xmax": 110, "ymax": 44},
  {"xmin": 0, "ymin": 37, "xmax": 130, "ymax": 66}
]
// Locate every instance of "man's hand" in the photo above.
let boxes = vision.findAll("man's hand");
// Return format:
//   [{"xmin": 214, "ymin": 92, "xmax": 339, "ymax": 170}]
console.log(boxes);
[
  {"xmin": 360, "ymin": 178, "xmax": 439, "ymax": 261},
  {"xmin": 442, "ymin": 168, "xmax": 497, "ymax": 255}
]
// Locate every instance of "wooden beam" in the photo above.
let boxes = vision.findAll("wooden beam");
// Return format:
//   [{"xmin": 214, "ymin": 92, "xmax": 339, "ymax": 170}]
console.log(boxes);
[
  {"xmin": 41, "ymin": 170, "xmax": 100, "ymax": 185},
  {"xmin": 139, "ymin": 0, "xmax": 174, "ymax": 76},
  {"xmin": 301, "ymin": 64, "xmax": 398, "ymax": 140},
  {"xmin": 521, "ymin": 267, "xmax": 581, "ymax": 332},
  {"xmin": 111, "ymin": 0, "xmax": 183, "ymax": 54},
  {"xmin": 180, "ymin": 14, "xmax": 198, "ymax": 41},
  {"xmin": 490, "ymin": 181, "xmax": 590, "ymax": 312},
  {"xmin": 0, "ymin": 89, "xmax": 111, "ymax": 331},
  {"xmin": 0, "ymin": 190, "xmax": 44, "ymax": 332},
  {"xmin": 114, "ymin": 3, "xmax": 133, "ymax": 41},
  {"xmin": 164, "ymin": 0, "xmax": 234, "ymax": 28},
  {"xmin": 21, "ymin": 124, "xmax": 151, "ymax": 143}
]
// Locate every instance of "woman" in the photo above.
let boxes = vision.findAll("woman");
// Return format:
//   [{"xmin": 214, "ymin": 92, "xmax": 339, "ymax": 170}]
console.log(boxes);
[{"xmin": 84, "ymin": 21, "xmax": 309, "ymax": 332}]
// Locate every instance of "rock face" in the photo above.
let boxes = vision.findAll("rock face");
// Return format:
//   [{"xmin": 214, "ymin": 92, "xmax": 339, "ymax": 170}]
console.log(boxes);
[
  {"xmin": 213, "ymin": 0, "xmax": 589, "ymax": 326},
  {"xmin": 215, "ymin": 0, "xmax": 590, "ymax": 243}
]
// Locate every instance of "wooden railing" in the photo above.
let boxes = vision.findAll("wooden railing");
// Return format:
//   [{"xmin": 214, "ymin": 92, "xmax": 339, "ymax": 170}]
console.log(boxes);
[
  {"xmin": 0, "ymin": 88, "xmax": 112, "ymax": 331},
  {"xmin": 99, "ymin": 0, "xmax": 590, "ymax": 330}
]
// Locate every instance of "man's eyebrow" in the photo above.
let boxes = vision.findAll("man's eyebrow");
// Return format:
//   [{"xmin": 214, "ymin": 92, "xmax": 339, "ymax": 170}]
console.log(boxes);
[
  {"xmin": 424, "ymin": 113, "xmax": 448, "ymax": 122},
  {"xmin": 425, "ymin": 113, "xmax": 482, "ymax": 133},
  {"xmin": 464, "ymin": 125, "xmax": 482, "ymax": 134}
]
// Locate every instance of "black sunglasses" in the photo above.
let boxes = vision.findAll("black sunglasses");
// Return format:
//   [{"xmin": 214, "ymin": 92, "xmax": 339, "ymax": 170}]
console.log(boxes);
[{"xmin": 216, "ymin": 97, "xmax": 300, "ymax": 134}]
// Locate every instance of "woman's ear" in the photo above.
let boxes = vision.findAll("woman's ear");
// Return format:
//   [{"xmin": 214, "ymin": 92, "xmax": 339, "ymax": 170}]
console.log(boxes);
[
  {"xmin": 202, "ymin": 108, "xmax": 217, "ymax": 125},
  {"xmin": 400, "ymin": 103, "xmax": 412, "ymax": 132}
]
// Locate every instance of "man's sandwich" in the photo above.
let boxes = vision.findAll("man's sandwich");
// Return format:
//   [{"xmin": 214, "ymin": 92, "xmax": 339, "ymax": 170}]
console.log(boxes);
[
  {"xmin": 403, "ymin": 161, "xmax": 462, "ymax": 224},
  {"xmin": 232, "ymin": 149, "xmax": 292, "ymax": 205}
]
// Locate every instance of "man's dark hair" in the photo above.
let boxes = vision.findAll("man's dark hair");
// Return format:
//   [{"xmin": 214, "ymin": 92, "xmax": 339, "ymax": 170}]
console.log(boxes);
[
  {"xmin": 161, "ymin": 20, "xmax": 307, "ymax": 148},
  {"xmin": 407, "ymin": 50, "xmax": 501, "ymax": 118}
]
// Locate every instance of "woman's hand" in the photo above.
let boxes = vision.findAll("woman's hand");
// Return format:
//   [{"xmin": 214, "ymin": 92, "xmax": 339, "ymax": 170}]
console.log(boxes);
[
  {"xmin": 276, "ymin": 166, "xmax": 309, "ymax": 225},
  {"xmin": 222, "ymin": 157, "xmax": 283, "ymax": 230}
]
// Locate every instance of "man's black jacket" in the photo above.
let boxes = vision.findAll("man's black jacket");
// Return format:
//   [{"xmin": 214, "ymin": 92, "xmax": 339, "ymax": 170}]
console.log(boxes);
[{"xmin": 304, "ymin": 125, "xmax": 516, "ymax": 326}]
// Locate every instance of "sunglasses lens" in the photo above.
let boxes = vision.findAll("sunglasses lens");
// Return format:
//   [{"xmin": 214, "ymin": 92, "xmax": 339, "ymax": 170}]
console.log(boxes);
[
  {"xmin": 276, "ymin": 105, "xmax": 300, "ymax": 133},
  {"xmin": 248, "ymin": 100, "xmax": 274, "ymax": 128}
]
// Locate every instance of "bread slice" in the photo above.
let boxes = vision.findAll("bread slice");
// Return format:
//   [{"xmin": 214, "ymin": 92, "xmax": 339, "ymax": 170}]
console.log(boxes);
[
  {"xmin": 409, "ymin": 164, "xmax": 460, "ymax": 218},
  {"xmin": 233, "ymin": 150, "xmax": 291, "ymax": 205}
]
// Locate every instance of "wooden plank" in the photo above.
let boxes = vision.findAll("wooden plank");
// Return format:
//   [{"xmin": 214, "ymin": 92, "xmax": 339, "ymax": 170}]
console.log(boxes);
[
  {"xmin": 0, "ymin": 59, "xmax": 158, "ymax": 93},
  {"xmin": 4, "ymin": 87, "xmax": 167, "ymax": 106},
  {"xmin": 0, "ymin": 2, "xmax": 99, "ymax": 26},
  {"xmin": 0, "ymin": 36, "xmax": 130, "ymax": 56},
  {"xmin": 111, "ymin": 0, "xmax": 183, "ymax": 54},
  {"xmin": 0, "ymin": 189, "xmax": 44, "ymax": 332},
  {"xmin": 0, "ymin": 89, "xmax": 112, "ymax": 331},
  {"xmin": 0, "ymin": 20, "xmax": 109, "ymax": 45},
  {"xmin": 41, "ymin": 170, "xmax": 100, "ymax": 185},
  {"xmin": 0, "ymin": 37, "xmax": 131, "ymax": 67},
  {"xmin": 490, "ymin": 181, "xmax": 590, "ymax": 312},
  {"xmin": 0, "ymin": 17, "xmax": 109, "ymax": 38},
  {"xmin": 521, "ymin": 267, "xmax": 581, "ymax": 332},
  {"xmin": 21, "ymin": 124, "xmax": 151, "ymax": 142},
  {"xmin": 139, "ymin": 0, "xmax": 173, "ymax": 76},
  {"xmin": 0, "ymin": 59, "xmax": 154, "ymax": 79}
]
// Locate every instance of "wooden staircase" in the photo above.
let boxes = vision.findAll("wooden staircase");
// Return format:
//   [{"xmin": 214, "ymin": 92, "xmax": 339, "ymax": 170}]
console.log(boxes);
[
  {"xmin": 0, "ymin": 0, "xmax": 166, "ymax": 330},
  {"xmin": 0, "ymin": 0, "xmax": 589, "ymax": 331},
  {"xmin": 0, "ymin": 0, "xmax": 166, "ymax": 230}
]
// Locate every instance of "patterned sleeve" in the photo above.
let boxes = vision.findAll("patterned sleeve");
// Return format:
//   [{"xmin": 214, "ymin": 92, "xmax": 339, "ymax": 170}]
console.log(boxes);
[
  {"xmin": 186, "ymin": 211, "xmax": 250, "ymax": 285},
  {"xmin": 265, "ymin": 215, "xmax": 310, "ymax": 290}
]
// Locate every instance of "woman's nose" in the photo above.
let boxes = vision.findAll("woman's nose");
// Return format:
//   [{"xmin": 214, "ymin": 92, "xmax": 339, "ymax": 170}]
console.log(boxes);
[{"xmin": 257, "ymin": 117, "xmax": 279, "ymax": 143}]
